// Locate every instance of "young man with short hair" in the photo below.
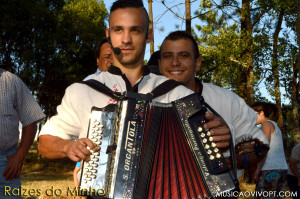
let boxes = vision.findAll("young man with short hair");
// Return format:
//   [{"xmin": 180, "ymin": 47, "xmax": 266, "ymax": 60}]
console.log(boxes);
[
  {"xmin": 158, "ymin": 30, "xmax": 269, "ymax": 169},
  {"xmin": 38, "ymin": 0, "xmax": 230, "ymax": 163}
]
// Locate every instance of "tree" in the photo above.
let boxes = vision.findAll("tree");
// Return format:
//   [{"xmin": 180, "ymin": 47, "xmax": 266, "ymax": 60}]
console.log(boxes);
[
  {"xmin": 0, "ymin": 0, "xmax": 108, "ymax": 118},
  {"xmin": 159, "ymin": 0, "xmax": 198, "ymax": 34},
  {"xmin": 148, "ymin": 0, "xmax": 154, "ymax": 54}
]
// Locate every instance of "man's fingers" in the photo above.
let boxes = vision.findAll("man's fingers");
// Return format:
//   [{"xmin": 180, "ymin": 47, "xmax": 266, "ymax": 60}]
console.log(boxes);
[
  {"xmin": 204, "ymin": 113, "xmax": 227, "ymax": 130},
  {"xmin": 213, "ymin": 134, "xmax": 231, "ymax": 142},
  {"xmin": 215, "ymin": 141, "xmax": 230, "ymax": 148},
  {"xmin": 77, "ymin": 138, "xmax": 99, "ymax": 151},
  {"xmin": 204, "ymin": 112, "xmax": 215, "ymax": 120},
  {"xmin": 210, "ymin": 127, "xmax": 230, "ymax": 136},
  {"xmin": 3, "ymin": 165, "xmax": 17, "ymax": 181},
  {"xmin": 67, "ymin": 138, "xmax": 101, "ymax": 161}
]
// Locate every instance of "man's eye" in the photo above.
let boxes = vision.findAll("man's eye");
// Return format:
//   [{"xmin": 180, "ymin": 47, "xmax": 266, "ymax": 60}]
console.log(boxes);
[
  {"xmin": 113, "ymin": 28, "xmax": 122, "ymax": 32},
  {"xmin": 131, "ymin": 28, "xmax": 142, "ymax": 33},
  {"xmin": 180, "ymin": 54, "xmax": 189, "ymax": 58}
]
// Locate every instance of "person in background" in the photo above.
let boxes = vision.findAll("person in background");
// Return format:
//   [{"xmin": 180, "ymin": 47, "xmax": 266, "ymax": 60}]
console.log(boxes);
[
  {"xmin": 251, "ymin": 102, "xmax": 288, "ymax": 199},
  {"xmin": 287, "ymin": 143, "xmax": 300, "ymax": 199},
  {"xmin": 73, "ymin": 160, "xmax": 83, "ymax": 188},
  {"xmin": 83, "ymin": 39, "xmax": 113, "ymax": 81},
  {"xmin": 158, "ymin": 30, "xmax": 269, "ymax": 157},
  {"xmin": 0, "ymin": 68, "xmax": 45, "ymax": 198},
  {"xmin": 147, "ymin": 50, "xmax": 161, "ymax": 75}
]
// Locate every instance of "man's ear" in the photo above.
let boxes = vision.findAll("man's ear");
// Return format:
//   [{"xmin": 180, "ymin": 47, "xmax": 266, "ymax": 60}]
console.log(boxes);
[
  {"xmin": 146, "ymin": 29, "xmax": 154, "ymax": 43},
  {"xmin": 195, "ymin": 57, "xmax": 202, "ymax": 72},
  {"xmin": 106, "ymin": 28, "xmax": 110, "ymax": 38}
]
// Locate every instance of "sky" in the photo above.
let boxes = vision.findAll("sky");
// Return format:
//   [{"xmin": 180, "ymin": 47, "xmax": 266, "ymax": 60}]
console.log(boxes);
[
  {"xmin": 102, "ymin": 0, "xmax": 289, "ymax": 105},
  {"xmin": 103, "ymin": 0, "xmax": 201, "ymax": 60}
]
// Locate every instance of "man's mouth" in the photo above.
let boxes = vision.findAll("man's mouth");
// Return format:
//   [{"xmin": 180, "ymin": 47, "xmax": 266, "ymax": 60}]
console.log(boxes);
[
  {"xmin": 169, "ymin": 70, "xmax": 184, "ymax": 75},
  {"xmin": 121, "ymin": 48, "xmax": 134, "ymax": 53}
]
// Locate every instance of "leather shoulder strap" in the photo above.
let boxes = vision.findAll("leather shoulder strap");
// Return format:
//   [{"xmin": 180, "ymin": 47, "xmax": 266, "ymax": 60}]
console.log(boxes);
[
  {"xmin": 80, "ymin": 79, "xmax": 121, "ymax": 99},
  {"xmin": 151, "ymin": 79, "xmax": 184, "ymax": 99}
]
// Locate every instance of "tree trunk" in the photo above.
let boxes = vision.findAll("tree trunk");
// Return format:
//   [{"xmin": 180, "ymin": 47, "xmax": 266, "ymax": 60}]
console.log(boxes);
[
  {"xmin": 241, "ymin": 0, "xmax": 254, "ymax": 104},
  {"xmin": 185, "ymin": 0, "xmax": 191, "ymax": 33},
  {"xmin": 272, "ymin": 8, "xmax": 284, "ymax": 130},
  {"xmin": 292, "ymin": 0, "xmax": 300, "ymax": 142},
  {"xmin": 148, "ymin": 0, "xmax": 154, "ymax": 54}
]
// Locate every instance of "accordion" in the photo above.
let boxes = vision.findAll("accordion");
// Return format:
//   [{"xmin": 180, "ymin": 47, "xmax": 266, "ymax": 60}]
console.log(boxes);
[{"xmin": 79, "ymin": 92, "xmax": 239, "ymax": 198}]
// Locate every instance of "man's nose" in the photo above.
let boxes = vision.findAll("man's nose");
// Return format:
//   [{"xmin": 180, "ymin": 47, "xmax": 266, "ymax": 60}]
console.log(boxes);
[
  {"xmin": 122, "ymin": 30, "xmax": 132, "ymax": 44},
  {"xmin": 171, "ymin": 56, "xmax": 180, "ymax": 66}
]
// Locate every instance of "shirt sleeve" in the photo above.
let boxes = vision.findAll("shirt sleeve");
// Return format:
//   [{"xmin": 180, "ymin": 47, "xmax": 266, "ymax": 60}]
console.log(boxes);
[
  {"xmin": 231, "ymin": 93, "xmax": 269, "ymax": 144},
  {"xmin": 13, "ymin": 76, "xmax": 45, "ymax": 127},
  {"xmin": 39, "ymin": 84, "xmax": 82, "ymax": 140}
]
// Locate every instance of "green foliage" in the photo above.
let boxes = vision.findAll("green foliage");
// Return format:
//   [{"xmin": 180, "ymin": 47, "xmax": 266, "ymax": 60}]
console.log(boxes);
[
  {"xmin": 193, "ymin": 0, "xmax": 298, "ymax": 143},
  {"xmin": 0, "ymin": 0, "xmax": 108, "ymax": 117}
]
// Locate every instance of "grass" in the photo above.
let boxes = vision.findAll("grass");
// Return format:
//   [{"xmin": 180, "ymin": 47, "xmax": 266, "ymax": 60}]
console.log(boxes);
[
  {"xmin": 19, "ymin": 142, "xmax": 292, "ymax": 199},
  {"xmin": 20, "ymin": 142, "xmax": 83, "ymax": 199}
]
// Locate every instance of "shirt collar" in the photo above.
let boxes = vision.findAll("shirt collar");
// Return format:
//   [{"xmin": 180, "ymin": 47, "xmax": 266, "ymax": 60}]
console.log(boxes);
[{"xmin": 95, "ymin": 68, "xmax": 101, "ymax": 74}]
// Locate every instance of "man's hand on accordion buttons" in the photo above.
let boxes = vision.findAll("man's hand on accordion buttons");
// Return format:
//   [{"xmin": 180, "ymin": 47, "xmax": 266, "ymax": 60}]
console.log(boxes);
[
  {"xmin": 204, "ymin": 113, "xmax": 231, "ymax": 149},
  {"xmin": 66, "ymin": 138, "xmax": 100, "ymax": 162}
]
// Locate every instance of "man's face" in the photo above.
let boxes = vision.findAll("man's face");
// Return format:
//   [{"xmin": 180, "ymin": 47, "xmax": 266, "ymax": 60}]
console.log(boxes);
[
  {"xmin": 106, "ymin": 7, "xmax": 152, "ymax": 69},
  {"xmin": 97, "ymin": 42, "xmax": 113, "ymax": 72},
  {"xmin": 159, "ymin": 39, "xmax": 201, "ymax": 89}
]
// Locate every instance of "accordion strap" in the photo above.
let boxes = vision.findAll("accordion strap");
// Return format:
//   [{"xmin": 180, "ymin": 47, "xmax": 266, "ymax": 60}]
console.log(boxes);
[
  {"xmin": 151, "ymin": 79, "xmax": 184, "ymax": 99},
  {"xmin": 80, "ymin": 79, "xmax": 122, "ymax": 99},
  {"xmin": 81, "ymin": 79, "xmax": 183, "ymax": 100}
]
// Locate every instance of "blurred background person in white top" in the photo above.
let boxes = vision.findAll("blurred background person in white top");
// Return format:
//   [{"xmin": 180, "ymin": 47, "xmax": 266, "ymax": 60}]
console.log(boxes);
[
  {"xmin": 287, "ymin": 143, "xmax": 300, "ymax": 199},
  {"xmin": 251, "ymin": 102, "xmax": 288, "ymax": 199}
]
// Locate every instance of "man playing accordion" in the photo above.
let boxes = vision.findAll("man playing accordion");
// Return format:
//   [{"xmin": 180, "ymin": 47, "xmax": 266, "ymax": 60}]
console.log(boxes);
[{"xmin": 38, "ymin": 0, "xmax": 268, "ymax": 198}]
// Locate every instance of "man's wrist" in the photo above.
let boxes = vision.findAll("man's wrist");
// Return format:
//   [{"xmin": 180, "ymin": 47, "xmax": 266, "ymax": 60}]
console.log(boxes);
[{"xmin": 62, "ymin": 140, "xmax": 75, "ymax": 156}]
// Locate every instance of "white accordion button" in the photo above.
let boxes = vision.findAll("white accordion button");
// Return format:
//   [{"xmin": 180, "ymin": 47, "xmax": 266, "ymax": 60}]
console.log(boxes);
[
  {"xmin": 209, "ymin": 137, "xmax": 214, "ymax": 141},
  {"xmin": 86, "ymin": 177, "xmax": 92, "ymax": 181},
  {"xmin": 210, "ymin": 155, "xmax": 215, "ymax": 160},
  {"xmin": 90, "ymin": 169, "xmax": 97, "ymax": 173},
  {"xmin": 197, "ymin": 127, "xmax": 203, "ymax": 132},
  {"xmin": 205, "ymin": 144, "xmax": 210, "ymax": 149},
  {"xmin": 211, "ymin": 142, "xmax": 216, "ymax": 147},
  {"xmin": 216, "ymin": 153, "xmax": 221, "ymax": 158},
  {"xmin": 207, "ymin": 131, "xmax": 211, "ymax": 136},
  {"xmin": 91, "ymin": 175, "xmax": 96, "ymax": 179},
  {"xmin": 91, "ymin": 163, "xmax": 98, "ymax": 168}
]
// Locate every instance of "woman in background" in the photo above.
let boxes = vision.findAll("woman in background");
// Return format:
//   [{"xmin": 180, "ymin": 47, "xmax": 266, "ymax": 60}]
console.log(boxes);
[{"xmin": 251, "ymin": 102, "xmax": 288, "ymax": 199}]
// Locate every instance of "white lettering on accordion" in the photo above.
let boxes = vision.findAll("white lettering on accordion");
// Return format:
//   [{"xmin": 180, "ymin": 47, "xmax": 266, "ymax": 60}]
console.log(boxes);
[
  {"xmin": 124, "ymin": 121, "xmax": 136, "ymax": 171},
  {"xmin": 183, "ymin": 119, "xmax": 199, "ymax": 151},
  {"xmin": 183, "ymin": 119, "xmax": 210, "ymax": 177}
]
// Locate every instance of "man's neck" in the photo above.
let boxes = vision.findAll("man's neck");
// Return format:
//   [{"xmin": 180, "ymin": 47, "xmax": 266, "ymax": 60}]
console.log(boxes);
[
  {"xmin": 116, "ymin": 64, "xmax": 144, "ymax": 86},
  {"xmin": 186, "ymin": 78, "xmax": 199, "ymax": 93}
]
